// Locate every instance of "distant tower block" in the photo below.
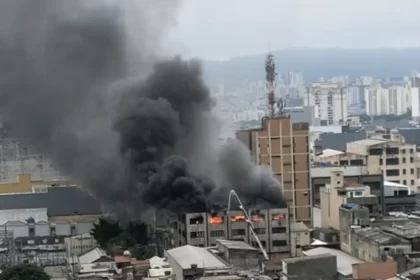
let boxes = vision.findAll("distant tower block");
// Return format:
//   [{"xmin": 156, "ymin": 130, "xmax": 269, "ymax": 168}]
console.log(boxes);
[{"xmin": 265, "ymin": 53, "xmax": 277, "ymax": 117}]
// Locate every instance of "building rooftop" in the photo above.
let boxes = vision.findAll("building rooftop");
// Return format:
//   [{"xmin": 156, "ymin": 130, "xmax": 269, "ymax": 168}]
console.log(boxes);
[
  {"xmin": 283, "ymin": 253, "xmax": 335, "ymax": 264},
  {"xmin": 316, "ymin": 131, "xmax": 366, "ymax": 151},
  {"xmin": 318, "ymin": 149, "xmax": 344, "ymax": 158},
  {"xmin": 216, "ymin": 239, "xmax": 257, "ymax": 251},
  {"xmin": 353, "ymin": 227, "xmax": 410, "ymax": 245},
  {"xmin": 381, "ymin": 222, "xmax": 420, "ymax": 239},
  {"xmin": 0, "ymin": 186, "xmax": 102, "ymax": 216},
  {"xmin": 342, "ymin": 181, "xmax": 368, "ymax": 189},
  {"xmin": 350, "ymin": 138, "xmax": 386, "ymax": 146},
  {"xmin": 166, "ymin": 245, "xmax": 229, "ymax": 270},
  {"xmin": 303, "ymin": 247, "xmax": 364, "ymax": 276},
  {"xmin": 290, "ymin": 222, "xmax": 309, "ymax": 232},
  {"xmin": 78, "ymin": 248, "xmax": 111, "ymax": 264}
]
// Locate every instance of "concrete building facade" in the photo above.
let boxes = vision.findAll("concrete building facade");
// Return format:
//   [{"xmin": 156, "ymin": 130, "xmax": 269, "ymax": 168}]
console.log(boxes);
[
  {"xmin": 303, "ymin": 82, "xmax": 348, "ymax": 125},
  {"xmin": 236, "ymin": 117, "xmax": 311, "ymax": 224},
  {"xmin": 174, "ymin": 208, "xmax": 290, "ymax": 255},
  {"xmin": 281, "ymin": 254, "xmax": 338, "ymax": 280}
]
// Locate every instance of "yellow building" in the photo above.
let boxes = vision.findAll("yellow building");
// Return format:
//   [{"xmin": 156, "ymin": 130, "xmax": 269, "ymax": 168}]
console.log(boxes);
[{"xmin": 0, "ymin": 174, "xmax": 74, "ymax": 194}]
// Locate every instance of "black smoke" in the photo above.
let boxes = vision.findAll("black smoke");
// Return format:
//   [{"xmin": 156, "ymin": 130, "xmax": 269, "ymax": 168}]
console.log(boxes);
[{"xmin": 0, "ymin": 0, "xmax": 285, "ymax": 218}]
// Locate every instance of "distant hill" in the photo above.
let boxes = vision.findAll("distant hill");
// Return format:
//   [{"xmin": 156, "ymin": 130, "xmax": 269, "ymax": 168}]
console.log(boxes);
[{"xmin": 203, "ymin": 47, "xmax": 420, "ymax": 90}]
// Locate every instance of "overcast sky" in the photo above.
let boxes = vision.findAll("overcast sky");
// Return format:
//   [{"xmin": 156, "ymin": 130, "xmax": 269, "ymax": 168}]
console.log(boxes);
[{"xmin": 166, "ymin": 0, "xmax": 420, "ymax": 60}]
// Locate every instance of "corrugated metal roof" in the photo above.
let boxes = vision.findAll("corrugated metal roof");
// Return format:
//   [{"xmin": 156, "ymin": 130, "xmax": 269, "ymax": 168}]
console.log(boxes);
[
  {"xmin": 78, "ymin": 248, "xmax": 110, "ymax": 264},
  {"xmin": 0, "ymin": 186, "xmax": 102, "ymax": 216},
  {"xmin": 303, "ymin": 247, "xmax": 364, "ymax": 276},
  {"xmin": 353, "ymin": 227, "xmax": 409, "ymax": 245},
  {"xmin": 216, "ymin": 239, "xmax": 257, "ymax": 251},
  {"xmin": 317, "ymin": 131, "xmax": 366, "ymax": 151},
  {"xmin": 166, "ymin": 245, "xmax": 228, "ymax": 270}
]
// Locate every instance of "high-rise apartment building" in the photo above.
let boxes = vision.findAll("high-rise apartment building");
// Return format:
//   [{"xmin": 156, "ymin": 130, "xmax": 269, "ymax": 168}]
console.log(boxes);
[
  {"xmin": 236, "ymin": 117, "xmax": 311, "ymax": 225},
  {"xmin": 365, "ymin": 84, "xmax": 411, "ymax": 116},
  {"xmin": 411, "ymin": 76, "xmax": 420, "ymax": 122},
  {"xmin": 304, "ymin": 82, "xmax": 348, "ymax": 125}
]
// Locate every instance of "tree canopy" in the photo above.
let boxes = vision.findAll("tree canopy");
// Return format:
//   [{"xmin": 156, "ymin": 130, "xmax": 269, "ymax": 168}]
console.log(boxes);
[
  {"xmin": 0, "ymin": 264, "xmax": 50, "ymax": 280},
  {"xmin": 90, "ymin": 218, "xmax": 154, "ymax": 259}
]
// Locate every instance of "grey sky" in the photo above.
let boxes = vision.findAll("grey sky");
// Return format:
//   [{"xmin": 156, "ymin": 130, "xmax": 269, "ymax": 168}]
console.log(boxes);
[{"xmin": 166, "ymin": 0, "xmax": 420, "ymax": 60}]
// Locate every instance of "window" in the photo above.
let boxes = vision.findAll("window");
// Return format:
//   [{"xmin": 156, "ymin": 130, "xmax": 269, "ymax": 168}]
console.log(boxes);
[
  {"xmin": 231, "ymin": 229, "xmax": 246, "ymax": 236},
  {"xmin": 190, "ymin": 231, "xmax": 204, "ymax": 238},
  {"xmin": 386, "ymin": 158, "xmax": 399, "ymax": 165},
  {"xmin": 411, "ymin": 169, "xmax": 415, "ymax": 174},
  {"xmin": 403, "ymin": 158, "xmax": 406, "ymax": 163},
  {"xmin": 386, "ymin": 169, "xmax": 400, "ymax": 176},
  {"xmin": 189, "ymin": 217, "xmax": 204, "ymax": 225},
  {"xmin": 403, "ymin": 169, "xmax": 406, "ymax": 175},
  {"xmin": 29, "ymin": 228, "xmax": 35, "ymax": 237},
  {"xmin": 252, "ymin": 241, "xmax": 266, "ymax": 247},
  {"xmin": 410, "ymin": 148, "xmax": 414, "ymax": 153},
  {"xmin": 272, "ymin": 227, "xmax": 287, "ymax": 234},
  {"xmin": 254, "ymin": 228, "xmax": 266, "ymax": 235},
  {"xmin": 411, "ymin": 157, "xmax": 414, "ymax": 163},
  {"xmin": 210, "ymin": 230, "xmax": 224, "ymax": 237},
  {"xmin": 402, "ymin": 149, "xmax": 406, "ymax": 154},
  {"xmin": 403, "ymin": 180, "xmax": 407, "ymax": 185},
  {"xmin": 354, "ymin": 191, "xmax": 363, "ymax": 196},
  {"xmin": 272, "ymin": 240, "xmax": 287, "ymax": 247},
  {"xmin": 411, "ymin": 180, "xmax": 415, "ymax": 185}
]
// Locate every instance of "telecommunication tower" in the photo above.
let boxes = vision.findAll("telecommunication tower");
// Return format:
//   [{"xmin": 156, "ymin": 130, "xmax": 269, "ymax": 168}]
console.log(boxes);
[{"xmin": 265, "ymin": 53, "xmax": 277, "ymax": 117}]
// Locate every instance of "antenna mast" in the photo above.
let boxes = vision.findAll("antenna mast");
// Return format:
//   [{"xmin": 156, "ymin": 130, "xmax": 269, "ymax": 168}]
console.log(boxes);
[{"xmin": 265, "ymin": 53, "xmax": 277, "ymax": 117}]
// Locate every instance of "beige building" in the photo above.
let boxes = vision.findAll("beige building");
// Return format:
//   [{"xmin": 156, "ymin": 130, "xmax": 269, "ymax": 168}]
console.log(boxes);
[
  {"xmin": 347, "ymin": 137, "xmax": 418, "ymax": 191},
  {"xmin": 320, "ymin": 171, "xmax": 378, "ymax": 230},
  {"xmin": 65, "ymin": 233, "xmax": 98, "ymax": 257},
  {"xmin": 315, "ymin": 131, "xmax": 418, "ymax": 192},
  {"xmin": 237, "ymin": 117, "xmax": 311, "ymax": 225}
]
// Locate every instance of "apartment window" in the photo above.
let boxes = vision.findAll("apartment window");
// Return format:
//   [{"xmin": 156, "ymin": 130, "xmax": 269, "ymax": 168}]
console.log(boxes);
[
  {"xmin": 272, "ymin": 227, "xmax": 287, "ymax": 234},
  {"xmin": 412, "ymin": 180, "xmax": 415, "ymax": 185},
  {"xmin": 254, "ymin": 228, "xmax": 266, "ymax": 235},
  {"xmin": 354, "ymin": 191, "xmax": 363, "ymax": 196},
  {"xmin": 210, "ymin": 230, "xmax": 225, "ymax": 237},
  {"xmin": 411, "ymin": 157, "xmax": 414, "ymax": 163},
  {"xmin": 369, "ymin": 148, "xmax": 383, "ymax": 155},
  {"xmin": 272, "ymin": 240, "xmax": 287, "ymax": 247},
  {"xmin": 403, "ymin": 158, "xmax": 406, "ymax": 163},
  {"xmin": 403, "ymin": 169, "xmax": 407, "ymax": 175},
  {"xmin": 410, "ymin": 148, "xmax": 414, "ymax": 153},
  {"xmin": 189, "ymin": 217, "xmax": 204, "ymax": 225},
  {"xmin": 190, "ymin": 231, "xmax": 204, "ymax": 238},
  {"xmin": 403, "ymin": 180, "xmax": 407, "ymax": 185},
  {"xmin": 350, "ymin": 159, "xmax": 364, "ymax": 166},
  {"xmin": 386, "ymin": 148, "xmax": 399, "ymax": 154},
  {"xmin": 252, "ymin": 241, "xmax": 267, "ymax": 247},
  {"xmin": 386, "ymin": 169, "xmax": 400, "ymax": 176},
  {"xmin": 402, "ymin": 149, "xmax": 406, "ymax": 154},
  {"xmin": 231, "ymin": 229, "xmax": 246, "ymax": 236},
  {"xmin": 411, "ymin": 169, "xmax": 415, "ymax": 174},
  {"xmin": 386, "ymin": 158, "xmax": 399, "ymax": 165}
]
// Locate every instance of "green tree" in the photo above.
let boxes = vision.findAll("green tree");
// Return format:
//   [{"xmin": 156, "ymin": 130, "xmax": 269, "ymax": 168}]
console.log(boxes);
[
  {"xmin": 0, "ymin": 264, "xmax": 50, "ymax": 280},
  {"xmin": 91, "ymin": 218, "xmax": 122, "ymax": 248}
]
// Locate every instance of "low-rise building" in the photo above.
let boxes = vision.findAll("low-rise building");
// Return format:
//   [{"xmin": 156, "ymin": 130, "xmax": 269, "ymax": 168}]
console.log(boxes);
[
  {"xmin": 281, "ymin": 254, "xmax": 338, "ymax": 280},
  {"xmin": 303, "ymin": 247, "xmax": 364, "ymax": 279},
  {"xmin": 352, "ymin": 261, "xmax": 398, "ymax": 280},
  {"xmin": 311, "ymin": 164, "xmax": 383, "ymax": 209},
  {"xmin": 320, "ymin": 171, "xmax": 379, "ymax": 230},
  {"xmin": 351, "ymin": 227, "xmax": 411, "ymax": 263},
  {"xmin": 215, "ymin": 239, "xmax": 259, "ymax": 272},
  {"xmin": 165, "ymin": 245, "xmax": 231, "ymax": 280},
  {"xmin": 290, "ymin": 222, "xmax": 310, "ymax": 257}
]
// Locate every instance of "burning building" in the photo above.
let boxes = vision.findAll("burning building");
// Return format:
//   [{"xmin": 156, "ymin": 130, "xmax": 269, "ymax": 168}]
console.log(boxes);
[{"xmin": 171, "ymin": 208, "xmax": 290, "ymax": 256}]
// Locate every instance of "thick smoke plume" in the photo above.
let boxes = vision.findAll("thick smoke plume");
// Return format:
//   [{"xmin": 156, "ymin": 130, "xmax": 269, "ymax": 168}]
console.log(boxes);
[{"xmin": 0, "ymin": 0, "xmax": 285, "ymax": 218}]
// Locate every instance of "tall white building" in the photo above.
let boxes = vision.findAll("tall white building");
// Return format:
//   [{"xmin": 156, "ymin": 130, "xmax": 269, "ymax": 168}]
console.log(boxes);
[
  {"xmin": 304, "ymin": 82, "xmax": 348, "ymax": 125},
  {"xmin": 365, "ymin": 84, "xmax": 411, "ymax": 116},
  {"xmin": 411, "ymin": 76, "xmax": 420, "ymax": 122}
]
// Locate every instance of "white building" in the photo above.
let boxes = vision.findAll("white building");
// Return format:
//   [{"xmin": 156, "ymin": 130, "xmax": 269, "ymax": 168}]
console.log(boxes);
[
  {"xmin": 365, "ymin": 84, "xmax": 411, "ymax": 116},
  {"xmin": 304, "ymin": 82, "xmax": 348, "ymax": 125},
  {"xmin": 411, "ymin": 76, "xmax": 420, "ymax": 122}
]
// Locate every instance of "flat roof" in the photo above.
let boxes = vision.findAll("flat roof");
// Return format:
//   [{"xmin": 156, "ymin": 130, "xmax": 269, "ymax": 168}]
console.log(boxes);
[
  {"xmin": 166, "ymin": 245, "xmax": 228, "ymax": 270},
  {"xmin": 349, "ymin": 139, "xmax": 386, "ymax": 146},
  {"xmin": 303, "ymin": 247, "xmax": 364, "ymax": 276},
  {"xmin": 216, "ymin": 239, "xmax": 257, "ymax": 251},
  {"xmin": 318, "ymin": 149, "xmax": 344, "ymax": 158}
]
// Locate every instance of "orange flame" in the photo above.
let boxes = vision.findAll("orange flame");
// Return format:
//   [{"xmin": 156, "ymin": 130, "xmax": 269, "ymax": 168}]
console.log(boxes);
[
  {"xmin": 272, "ymin": 214, "xmax": 284, "ymax": 221},
  {"xmin": 251, "ymin": 215, "xmax": 265, "ymax": 222},
  {"xmin": 231, "ymin": 215, "xmax": 245, "ymax": 222},
  {"xmin": 209, "ymin": 216, "xmax": 223, "ymax": 224}
]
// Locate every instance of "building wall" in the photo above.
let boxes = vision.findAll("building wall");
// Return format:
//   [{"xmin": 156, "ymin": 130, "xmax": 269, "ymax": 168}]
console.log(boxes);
[
  {"xmin": 282, "ymin": 254, "xmax": 337, "ymax": 280},
  {"xmin": 237, "ymin": 118, "xmax": 310, "ymax": 224},
  {"xmin": 65, "ymin": 235, "xmax": 98, "ymax": 257},
  {"xmin": 290, "ymin": 223, "xmax": 310, "ymax": 257},
  {"xmin": 352, "ymin": 262, "xmax": 397, "ymax": 280},
  {"xmin": 0, "ymin": 173, "xmax": 73, "ymax": 194},
  {"xmin": 0, "ymin": 221, "xmax": 94, "ymax": 238}
]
